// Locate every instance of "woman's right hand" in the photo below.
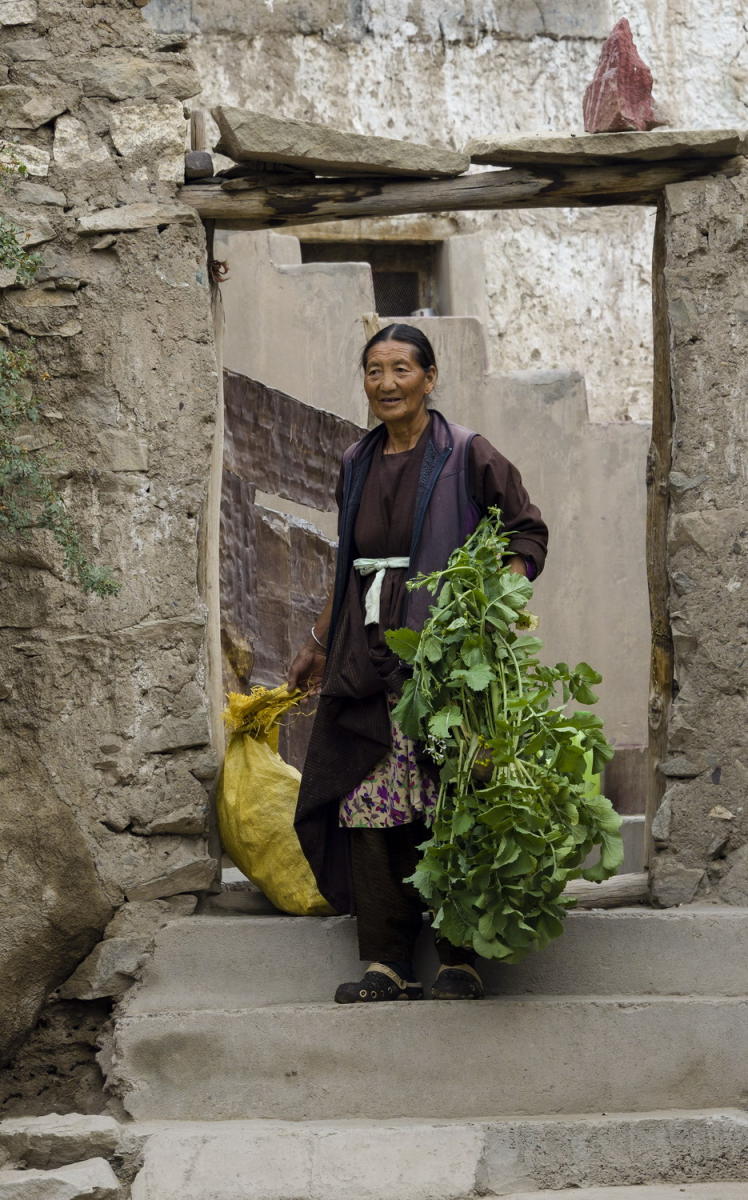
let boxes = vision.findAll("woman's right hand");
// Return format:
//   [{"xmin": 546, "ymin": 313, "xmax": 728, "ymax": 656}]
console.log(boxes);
[{"xmin": 287, "ymin": 642, "xmax": 327, "ymax": 694}]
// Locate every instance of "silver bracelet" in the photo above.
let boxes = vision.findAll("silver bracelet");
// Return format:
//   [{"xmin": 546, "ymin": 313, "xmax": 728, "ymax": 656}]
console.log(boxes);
[{"xmin": 310, "ymin": 625, "xmax": 327, "ymax": 654}]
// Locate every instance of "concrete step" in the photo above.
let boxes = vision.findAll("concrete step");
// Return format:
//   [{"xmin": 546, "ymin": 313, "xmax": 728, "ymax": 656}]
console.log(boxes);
[
  {"xmin": 198, "ymin": 875, "xmax": 280, "ymax": 916},
  {"xmin": 122, "ymin": 907, "xmax": 748, "ymax": 1013},
  {"xmin": 111, "ymin": 993, "xmax": 748, "ymax": 1121},
  {"xmin": 128, "ymin": 1112, "xmax": 748, "ymax": 1199},
  {"xmin": 502, "ymin": 1187, "xmax": 748, "ymax": 1199}
]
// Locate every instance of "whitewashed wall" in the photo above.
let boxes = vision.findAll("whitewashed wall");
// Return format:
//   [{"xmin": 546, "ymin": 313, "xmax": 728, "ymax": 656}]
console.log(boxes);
[{"xmin": 148, "ymin": 0, "xmax": 747, "ymax": 422}]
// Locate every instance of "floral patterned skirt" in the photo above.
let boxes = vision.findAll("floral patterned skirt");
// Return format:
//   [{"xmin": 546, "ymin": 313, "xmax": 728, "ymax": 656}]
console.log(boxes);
[{"xmin": 339, "ymin": 696, "xmax": 439, "ymax": 828}]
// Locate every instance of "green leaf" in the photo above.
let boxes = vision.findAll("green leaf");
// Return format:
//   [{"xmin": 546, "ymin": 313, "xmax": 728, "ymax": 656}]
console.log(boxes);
[
  {"xmin": 555, "ymin": 743, "xmax": 587, "ymax": 777},
  {"xmin": 385, "ymin": 626, "xmax": 421, "ymax": 663},
  {"xmin": 501, "ymin": 849, "xmax": 537, "ymax": 877},
  {"xmin": 391, "ymin": 682, "xmax": 430, "ymax": 739},
  {"xmin": 478, "ymin": 911, "xmax": 495, "ymax": 939},
  {"xmin": 435, "ymin": 903, "xmax": 468, "ymax": 946},
  {"xmin": 452, "ymin": 809, "xmax": 474, "ymax": 836},
  {"xmin": 513, "ymin": 634, "xmax": 543, "ymax": 655},
  {"xmin": 590, "ymin": 742, "xmax": 615, "ymax": 772},
  {"xmin": 478, "ymin": 806, "xmax": 514, "ymax": 834},
  {"xmin": 573, "ymin": 661, "xmax": 603, "ymax": 685},
  {"xmin": 461, "ymin": 662, "xmax": 495, "ymax": 691},
  {"xmin": 446, "ymin": 616, "xmax": 468, "ymax": 634},
  {"xmin": 472, "ymin": 931, "xmax": 514, "ymax": 960},
  {"xmin": 581, "ymin": 792, "xmax": 623, "ymax": 835},
  {"xmin": 567, "ymin": 710, "xmax": 605, "ymax": 730},
  {"xmin": 485, "ymin": 600, "xmax": 516, "ymax": 625},
  {"xmin": 429, "ymin": 704, "xmax": 463, "ymax": 738},
  {"xmin": 422, "ymin": 633, "xmax": 443, "ymax": 663}
]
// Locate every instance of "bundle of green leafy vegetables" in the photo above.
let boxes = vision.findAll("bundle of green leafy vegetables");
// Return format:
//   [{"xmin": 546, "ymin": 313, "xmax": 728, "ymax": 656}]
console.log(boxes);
[{"xmin": 385, "ymin": 510, "xmax": 623, "ymax": 962}]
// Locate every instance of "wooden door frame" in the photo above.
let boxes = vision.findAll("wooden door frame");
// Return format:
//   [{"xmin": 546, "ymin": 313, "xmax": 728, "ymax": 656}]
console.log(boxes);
[{"xmin": 191, "ymin": 146, "xmax": 745, "ymax": 901}]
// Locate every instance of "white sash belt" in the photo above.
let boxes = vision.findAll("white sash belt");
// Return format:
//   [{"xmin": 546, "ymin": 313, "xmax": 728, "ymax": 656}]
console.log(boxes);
[{"xmin": 353, "ymin": 556, "xmax": 410, "ymax": 625}]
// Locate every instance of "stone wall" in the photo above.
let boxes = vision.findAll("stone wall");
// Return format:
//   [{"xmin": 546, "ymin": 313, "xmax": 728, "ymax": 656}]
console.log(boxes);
[
  {"xmin": 0, "ymin": 0, "xmax": 745, "ymax": 1095},
  {"xmin": 650, "ymin": 166, "xmax": 748, "ymax": 905},
  {"xmin": 146, "ymin": 0, "xmax": 747, "ymax": 422},
  {"xmin": 0, "ymin": 0, "xmax": 219, "ymax": 1066}
]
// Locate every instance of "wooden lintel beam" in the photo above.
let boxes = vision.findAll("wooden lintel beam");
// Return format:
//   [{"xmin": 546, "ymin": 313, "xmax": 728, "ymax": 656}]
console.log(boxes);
[
  {"xmin": 565, "ymin": 872, "xmax": 649, "ymax": 909},
  {"xmin": 179, "ymin": 157, "xmax": 741, "ymax": 230}
]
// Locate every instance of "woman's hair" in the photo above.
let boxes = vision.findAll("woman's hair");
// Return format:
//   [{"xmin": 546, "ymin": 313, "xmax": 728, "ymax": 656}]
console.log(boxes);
[{"xmin": 360, "ymin": 323, "xmax": 437, "ymax": 373}]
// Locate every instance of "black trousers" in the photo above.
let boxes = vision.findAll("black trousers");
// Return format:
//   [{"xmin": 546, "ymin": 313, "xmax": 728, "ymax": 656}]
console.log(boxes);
[{"xmin": 349, "ymin": 821, "xmax": 475, "ymax": 971}]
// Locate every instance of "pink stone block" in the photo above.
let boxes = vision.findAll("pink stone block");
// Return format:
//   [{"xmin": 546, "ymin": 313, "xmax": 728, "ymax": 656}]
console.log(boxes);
[{"xmin": 583, "ymin": 18, "xmax": 661, "ymax": 134}]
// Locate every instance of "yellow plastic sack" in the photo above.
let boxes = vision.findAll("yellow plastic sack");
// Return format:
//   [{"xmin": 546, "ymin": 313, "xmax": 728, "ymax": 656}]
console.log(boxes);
[{"xmin": 217, "ymin": 686, "xmax": 333, "ymax": 916}]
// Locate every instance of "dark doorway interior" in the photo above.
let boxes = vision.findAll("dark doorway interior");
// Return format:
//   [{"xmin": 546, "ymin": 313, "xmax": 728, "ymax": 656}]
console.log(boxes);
[{"xmin": 299, "ymin": 240, "xmax": 439, "ymax": 316}]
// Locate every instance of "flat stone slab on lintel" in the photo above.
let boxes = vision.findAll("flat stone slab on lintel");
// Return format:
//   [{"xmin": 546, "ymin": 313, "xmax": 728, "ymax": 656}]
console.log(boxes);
[
  {"xmin": 468, "ymin": 128, "xmax": 748, "ymax": 166},
  {"xmin": 212, "ymin": 105, "xmax": 469, "ymax": 178}
]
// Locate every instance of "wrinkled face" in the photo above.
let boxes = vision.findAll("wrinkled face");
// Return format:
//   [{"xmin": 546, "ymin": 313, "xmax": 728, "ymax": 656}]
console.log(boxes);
[{"xmin": 363, "ymin": 340, "xmax": 437, "ymax": 426}]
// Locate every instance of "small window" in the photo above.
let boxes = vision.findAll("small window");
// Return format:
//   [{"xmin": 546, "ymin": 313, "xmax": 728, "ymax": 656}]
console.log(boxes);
[
  {"xmin": 372, "ymin": 270, "xmax": 420, "ymax": 317},
  {"xmin": 299, "ymin": 241, "xmax": 438, "ymax": 317}
]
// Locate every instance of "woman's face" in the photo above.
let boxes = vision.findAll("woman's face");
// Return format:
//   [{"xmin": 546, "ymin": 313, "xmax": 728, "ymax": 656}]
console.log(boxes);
[{"xmin": 363, "ymin": 340, "xmax": 436, "ymax": 426}]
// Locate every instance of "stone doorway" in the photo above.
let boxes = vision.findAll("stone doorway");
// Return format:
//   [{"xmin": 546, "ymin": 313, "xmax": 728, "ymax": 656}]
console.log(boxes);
[{"xmin": 212, "ymin": 224, "xmax": 652, "ymax": 881}]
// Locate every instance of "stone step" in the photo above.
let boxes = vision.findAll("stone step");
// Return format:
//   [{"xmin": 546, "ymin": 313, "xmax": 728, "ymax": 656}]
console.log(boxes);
[
  {"xmin": 128, "ymin": 1112, "xmax": 748, "ymax": 1199},
  {"xmin": 122, "ymin": 907, "xmax": 748, "ymax": 1013},
  {"xmin": 502, "ymin": 1187, "xmax": 748, "ymax": 1199},
  {"xmin": 198, "ymin": 869, "xmax": 279, "ymax": 915},
  {"xmin": 0, "ymin": 1157, "xmax": 120, "ymax": 1198},
  {"xmin": 111, "ymin": 994, "xmax": 748, "ymax": 1121}
]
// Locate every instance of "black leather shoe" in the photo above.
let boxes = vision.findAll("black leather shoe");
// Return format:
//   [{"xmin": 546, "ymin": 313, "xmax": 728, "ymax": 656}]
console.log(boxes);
[
  {"xmin": 334, "ymin": 962, "xmax": 424, "ymax": 1004},
  {"xmin": 431, "ymin": 963, "xmax": 485, "ymax": 999}
]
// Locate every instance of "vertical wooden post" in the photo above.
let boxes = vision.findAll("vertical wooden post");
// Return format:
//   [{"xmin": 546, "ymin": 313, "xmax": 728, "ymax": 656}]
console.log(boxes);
[
  {"xmin": 201, "ymin": 225, "xmax": 226, "ymax": 760},
  {"xmin": 200, "ymin": 230, "xmax": 227, "ymax": 892},
  {"xmin": 191, "ymin": 109, "xmax": 209, "ymax": 153},
  {"xmin": 645, "ymin": 197, "xmax": 674, "ymax": 865}
]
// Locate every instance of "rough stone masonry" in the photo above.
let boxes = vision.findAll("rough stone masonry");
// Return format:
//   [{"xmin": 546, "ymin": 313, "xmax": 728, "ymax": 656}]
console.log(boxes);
[
  {"xmin": 1, "ymin": 0, "xmax": 747, "ymax": 1105},
  {"xmin": 0, "ymin": 0, "xmax": 220, "ymax": 1068},
  {"xmin": 650, "ymin": 168, "xmax": 748, "ymax": 907}
]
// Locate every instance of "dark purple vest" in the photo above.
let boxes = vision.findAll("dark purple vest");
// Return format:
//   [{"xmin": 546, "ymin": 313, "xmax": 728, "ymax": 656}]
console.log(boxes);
[{"xmin": 330, "ymin": 410, "xmax": 481, "ymax": 639}]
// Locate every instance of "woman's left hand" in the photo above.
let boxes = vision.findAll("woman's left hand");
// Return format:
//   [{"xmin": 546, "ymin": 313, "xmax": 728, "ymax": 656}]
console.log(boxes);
[{"xmin": 505, "ymin": 555, "xmax": 527, "ymax": 577}]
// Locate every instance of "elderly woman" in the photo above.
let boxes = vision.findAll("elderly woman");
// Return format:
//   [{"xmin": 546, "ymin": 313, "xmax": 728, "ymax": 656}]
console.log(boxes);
[{"xmin": 288, "ymin": 324, "xmax": 547, "ymax": 1003}]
